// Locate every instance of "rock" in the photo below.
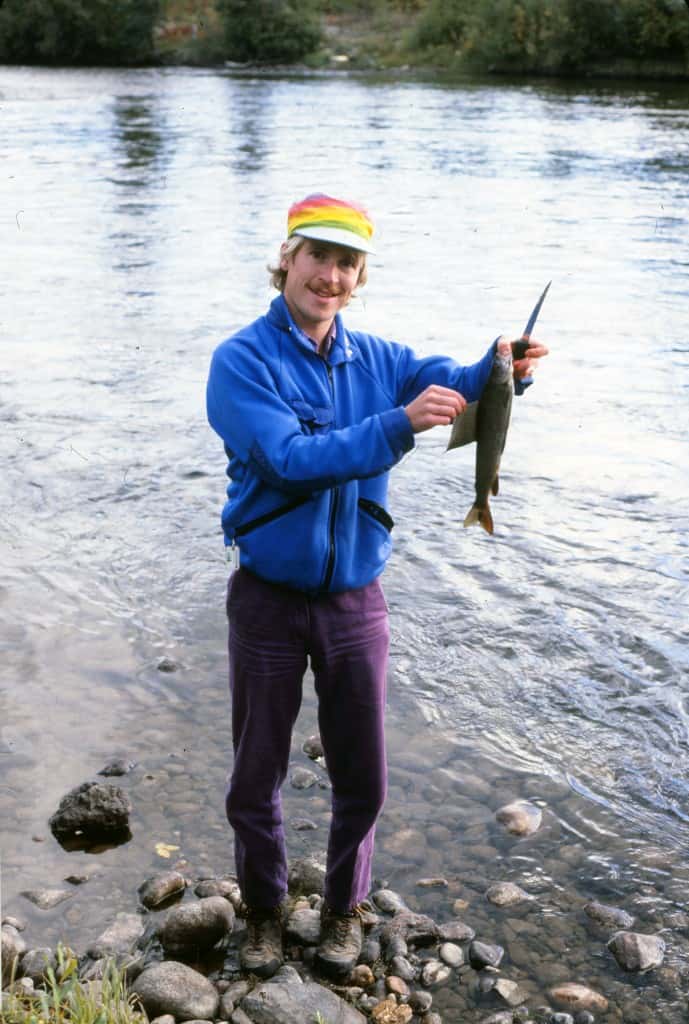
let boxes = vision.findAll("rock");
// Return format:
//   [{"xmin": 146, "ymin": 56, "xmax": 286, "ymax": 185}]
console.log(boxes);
[
  {"xmin": 495, "ymin": 800, "xmax": 542, "ymax": 836},
  {"xmin": 380, "ymin": 911, "xmax": 438, "ymax": 949},
  {"xmin": 49, "ymin": 781, "xmax": 131, "ymax": 841},
  {"xmin": 240, "ymin": 965, "xmax": 366, "ymax": 1023},
  {"xmin": 416, "ymin": 877, "xmax": 448, "ymax": 888},
  {"xmin": 548, "ymin": 982, "xmax": 609, "ymax": 1012},
  {"xmin": 438, "ymin": 920, "xmax": 475, "ymax": 943},
  {"xmin": 20, "ymin": 947, "xmax": 56, "ymax": 985},
  {"xmin": 408, "ymin": 989, "xmax": 432, "ymax": 1013},
  {"xmin": 372, "ymin": 889, "xmax": 408, "ymax": 914},
  {"xmin": 351, "ymin": 964, "xmax": 375, "ymax": 987},
  {"xmin": 290, "ymin": 767, "xmax": 318, "ymax": 790},
  {"xmin": 20, "ymin": 888, "xmax": 74, "ymax": 910},
  {"xmin": 149, "ymin": 1016, "xmax": 176, "ymax": 1024},
  {"xmin": 291, "ymin": 818, "xmax": 318, "ymax": 831},
  {"xmin": 138, "ymin": 871, "xmax": 186, "ymax": 909},
  {"xmin": 220, "ymin": 979, "xmax": 251, "ymax": 1017},
  {"xmin": 287, "ymin": 856, "xmax": 326, "ymax": 896},
  {"xmin": 131, "ymin": 961, "xmax": 219, "ymax": 1021},
  {"xmin": 158, "ymin": 896, "xmax": 234, "ymax": 954},
  {"xmin": 1, "ymin": 916, "xmax": 26, "ymax": 931},
  {"xmin": 389, "ymin": 954, "xmax": 415, "ymax": 981},
  {"xmin": 285, "ymin": 907, "xmax": 321, "ymax": 946},
  {"xmin": 360, "ymin": 937, "xmax": 381, "ymax": 965},
  {"xmin": 98, "ymin": 758, "xmax": 137, "ymax": 777},
  {"xmin": 469, "ymin": 941, "xmax": 504, "ymax": 970},
  {"xmin": 157, "ymin": 657, "xmax": 178, "ymax": 672},
  {"xmin": 494, "ymin": 977, "xmax": 528, "ymax": 1007},
  {"xmin": 607, "ymin": 930, "xmax": 666, "ymax": 972},
  {"xmin": 194, "ymin": 876, "xmax": 239, "ymax": 902},
  {"xmin": 584, "ymin": 900, "xmax": 634, "ymax": 930},
  {"xmin": 439, "ymin": 942, "xmax": 463, "ymax": 967},
  {"xmin": 421, "ymin": 960, "xmax": 451, "ymax": 988},
  {"xmin": 385, "ymin": 975, "xmax": 409, "ymax": 998},
  {"xmin": 486, "ymin": 882, "xmax": 530, "ymax": 907},
  {"xmin": 1, "ymin": 925, "xmax": 26, "ymax": 957},
  {"xmin": 550, "ymin": 1015, "xmax": 574, "ymax": 1024},
  {"xmin": 87, "ymin": 913, "xmax": 146, "ymax": 958},
  {"xmin": 370, "ymin": 997, "xmax": 412, "ymax": 1023},
  {"xmin": 480, "ymin": 1014, "xmax": 514, "ymax": 1024},
  {"xmin": 573, "ymin": 1013, "xmax": 595, "ymax": 1024},
  {"xmin": 302, "ymin": 735, "xmax": 324, "ymax": 759}
]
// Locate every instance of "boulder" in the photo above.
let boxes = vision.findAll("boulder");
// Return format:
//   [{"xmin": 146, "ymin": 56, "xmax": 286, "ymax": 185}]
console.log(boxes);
[
  {"xmin": 240, "ymin": 965, "xmax": 365, "ymax": 1023},
  {"xmin": 607, "ymin": 931, "xmax": 665, "ymax": 972},
  {"xmin": 158, "ymin": 896, "xmax": 234, "ymax": 954},
  {"xmin": 131, "ymin": 961, "xmax": 219, "ymax": 1021},
  {"xmin": 49, "ymin": 781, "xmax": 131, "ymax": 841}
]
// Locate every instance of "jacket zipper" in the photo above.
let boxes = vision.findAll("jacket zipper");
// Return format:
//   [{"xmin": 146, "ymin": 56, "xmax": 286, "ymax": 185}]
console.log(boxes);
[
  {"xmin": 322, "ymin": 362, "xmax": 339, "ymax": 591},
  {"xmin": 233, "ymin": 495, "xmax": 310, "ymax": 538},
  {"xmin": 358, "ymin": 497, "xmax": 394, "ymax": 532}
]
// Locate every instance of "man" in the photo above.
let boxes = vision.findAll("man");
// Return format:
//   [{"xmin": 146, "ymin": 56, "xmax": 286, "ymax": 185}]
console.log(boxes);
[{"xmin": 206, "ymin": 193, "xmax": 547, "ymax": 980}]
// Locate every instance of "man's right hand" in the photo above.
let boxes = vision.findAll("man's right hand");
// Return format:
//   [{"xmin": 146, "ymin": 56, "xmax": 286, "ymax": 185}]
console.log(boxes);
[{"xmin": 404, "ymin": 385, "xmax": 467, "ymax": 434}]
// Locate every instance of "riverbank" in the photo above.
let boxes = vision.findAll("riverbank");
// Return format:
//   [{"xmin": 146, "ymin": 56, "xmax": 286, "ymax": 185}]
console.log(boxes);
[{"xmin": 155, "ymin": 0, "xmax": 689, "ymax": 79}]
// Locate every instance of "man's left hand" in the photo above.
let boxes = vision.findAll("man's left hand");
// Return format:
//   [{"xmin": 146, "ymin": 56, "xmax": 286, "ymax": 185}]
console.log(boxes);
[{"xmin": 513, "ymin": 337, "xmax": 549, "ymax": 381}]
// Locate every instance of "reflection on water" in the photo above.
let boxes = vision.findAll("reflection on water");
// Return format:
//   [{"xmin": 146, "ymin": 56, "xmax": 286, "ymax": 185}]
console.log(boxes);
[{"xmin": 1, "ymin": 65, "xmax": 689, "ymax": 1021}]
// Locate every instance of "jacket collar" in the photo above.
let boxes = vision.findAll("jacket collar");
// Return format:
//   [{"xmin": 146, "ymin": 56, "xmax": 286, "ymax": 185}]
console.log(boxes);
[{"xmin": 266, "ymin": 294, "xmax": 358, "ymax": 366}]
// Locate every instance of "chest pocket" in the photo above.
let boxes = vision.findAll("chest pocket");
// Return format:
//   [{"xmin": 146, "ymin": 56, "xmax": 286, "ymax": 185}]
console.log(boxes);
[{"xmin": 289, "ymin": 399, "xmax": 334, "ymax": 434}]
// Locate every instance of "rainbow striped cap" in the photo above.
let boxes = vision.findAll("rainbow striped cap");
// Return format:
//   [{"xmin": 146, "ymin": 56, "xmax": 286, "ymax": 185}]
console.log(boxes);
[{"xmin": 287, "ymin": 193, "xmax": 375, "ymax": 254}]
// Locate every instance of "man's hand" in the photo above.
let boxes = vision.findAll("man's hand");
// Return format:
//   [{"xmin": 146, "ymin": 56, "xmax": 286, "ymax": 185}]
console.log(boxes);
[
  {"xmin": 404, "ymin": 385, "xmax": 466, "ymax": 434},
  {"xmin": 512, "ymin": 336, "xmax": 549, "ymax": 381}
]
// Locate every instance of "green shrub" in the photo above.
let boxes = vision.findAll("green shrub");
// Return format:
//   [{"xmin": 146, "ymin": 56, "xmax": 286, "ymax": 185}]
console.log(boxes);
[
  {"xmin": 215, "ymin": 0, "xmax": 321, "ymax": 63},
  {"xmin": 0, "ymin": 0, "xmax": 160, "ymax": 64}
]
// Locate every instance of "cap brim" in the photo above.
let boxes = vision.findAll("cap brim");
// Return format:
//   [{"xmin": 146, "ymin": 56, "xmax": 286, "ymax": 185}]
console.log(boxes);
[{"xmin": 292, "ymin": 224, "xmax": 375, "ymax": 255}]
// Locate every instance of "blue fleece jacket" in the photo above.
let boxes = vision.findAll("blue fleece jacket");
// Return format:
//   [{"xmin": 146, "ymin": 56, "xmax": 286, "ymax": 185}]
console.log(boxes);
[{"xmin": 206, "ymin": 294, "xmax": 496, "ymax": 593}]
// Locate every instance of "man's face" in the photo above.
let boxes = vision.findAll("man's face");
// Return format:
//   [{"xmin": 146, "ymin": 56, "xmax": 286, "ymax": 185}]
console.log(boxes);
[{"xmin": 281, "ymin": 240, "xmax": 362, "ymax": 339}]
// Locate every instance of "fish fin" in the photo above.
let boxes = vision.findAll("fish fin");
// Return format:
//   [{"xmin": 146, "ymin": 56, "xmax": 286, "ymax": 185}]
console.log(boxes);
[
  {"xmin": 492, "ymin": 474, "xmax": 499, "ymax": 496},
  {"xmin": 463, "ymin": 504, "xmax": 494, "ymax": 535},
  {"xmin": 447, "ymin": 401, "xmax": 479, "ymax": 450}
]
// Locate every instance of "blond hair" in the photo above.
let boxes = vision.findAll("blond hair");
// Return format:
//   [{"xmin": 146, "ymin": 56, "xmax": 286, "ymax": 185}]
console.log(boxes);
[{"xmin": 268, "ymin": 235, "xmax": 368, "ymax": 293}]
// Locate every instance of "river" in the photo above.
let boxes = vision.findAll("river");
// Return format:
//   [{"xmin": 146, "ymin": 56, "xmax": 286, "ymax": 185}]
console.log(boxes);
[{"xmin": 1, "ymin": 65, "xmax": 688, "ymax": 1021}]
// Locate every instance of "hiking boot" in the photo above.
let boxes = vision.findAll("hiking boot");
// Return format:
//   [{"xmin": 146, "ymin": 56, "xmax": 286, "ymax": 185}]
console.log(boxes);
[
  {"xmin": 314, "ymin": 904, "xmax": 363, "ymax": 978},
  {"xmin": 239, "ymin": 905, "xmax": 284, "ymax": 978}
]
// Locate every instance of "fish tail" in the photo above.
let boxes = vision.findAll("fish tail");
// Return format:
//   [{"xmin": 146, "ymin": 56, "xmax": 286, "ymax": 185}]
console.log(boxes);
[{"xmin": 463, "ymin": 504, "xmax": 494, "ymax": 535}]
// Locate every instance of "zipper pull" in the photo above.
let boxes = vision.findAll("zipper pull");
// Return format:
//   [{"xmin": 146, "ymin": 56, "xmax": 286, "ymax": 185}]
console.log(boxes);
[{"xmin": 226, "ymin": 542, "xmax": 240, "ymax": 571}]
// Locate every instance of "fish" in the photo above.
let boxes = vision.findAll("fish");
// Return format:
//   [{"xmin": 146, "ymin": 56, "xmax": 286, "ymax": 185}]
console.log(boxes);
[{"xmin": 447, "ymin": 282, "xmax": 551, "ymax": 534}]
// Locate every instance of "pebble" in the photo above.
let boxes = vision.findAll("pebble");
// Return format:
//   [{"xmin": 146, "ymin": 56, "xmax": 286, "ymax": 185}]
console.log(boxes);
[
  {"xmin": 132, "ymin": 961, "xmax": 219, "ymax": 1021},
  {"xmin": 494, "ymin": 977, "xmax": 528, "ymax": 1007},
  {"xmin": 371, "ymin": 997, "xmax": 412, "ymax": 1023},
  {"xmin": 302, "ymin": 735, "xmax": 324, "ymax": 759},
  {"xmin": 548, "ymin": 982, "xmax": 609, "ymax": 1012},
  {"xmin": 408, "ymin": 989, "xmax": 433, "ymax": 1013},
  {"xmin": 438, "ymin": 920, "xmax": 475, "ymax": 942},
  {"xmin": 486, "ymin": 882, "xmax": 530, "ymax": 907},
  {"xmin": 290, "ymin": 767, "xmax": 318, "ymax": 789},
  {"xmin": 421, "ymin": 960, "xmax": 452, "ymax": 988},
  {"xmin": 416, "ymin": 877, "xmax": 449, "ymax": 888},
  {"xmin": 495, "ymin": 800, "xmax": 543, "ymax": 836},
  {"xmin": 158, "ymin": 896, "xmax": 234, "ymax": 954},
  {"xmin": 98, "ymin": 758, "xmax": 137, "ymax": 777},
  {"xmin": 87, "ymin": 912, "xmax": 146, "ymax": 958},
  {"xmin": 20, "ymin": 888, "xmax": 74, "ymax": 910},
  {"xmin": 372, "ymin": 889, "xmax": 408, "ymax": 913},
  {"xmin": 138, "ymin": 871, "xmax": 186, "ymax": 909},
  {"xmin": 584, "ymin": 900, "xmax": 634, "ymax": 930},
  {"xmin": 439, "ymin": 942, "xmax": 464, "ymax": 967},
  {"xmin": 287, "ymin": 856, "xmax": 326, "ymax": 896},
  {"xmin": 285, "ymin": 907, "xmax": 321, "ymax": 946},
  {"xmin": 157, "ymin": 657, "xmax": 178, "ymax": 672},
  {"xmin": 291, "ymin": 817, "xmax": 318, "ymax": 831},
  {"xmin": 385, "ymin": 975, "xmax": 409, "ymax": 997},
  {"xmin": 351, "ymin": 964, "xmax": 375, "ymax": 987},
  {"xmin": 607, "ymin": 930, "xmax": 666, "ymax": 972},
  {"xmin": 389, "ymin": 954, "xmax": 416, "ymax": 981},
  {"xmin": 468, "ymin": 940, "xmax": 505, "ymax": 969}
]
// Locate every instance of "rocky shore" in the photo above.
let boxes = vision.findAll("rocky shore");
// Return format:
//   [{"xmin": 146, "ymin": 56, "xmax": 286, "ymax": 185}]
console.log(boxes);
[{"xmin": 1, "ymin": 746, "xmax": 681, "ymax": 1024}]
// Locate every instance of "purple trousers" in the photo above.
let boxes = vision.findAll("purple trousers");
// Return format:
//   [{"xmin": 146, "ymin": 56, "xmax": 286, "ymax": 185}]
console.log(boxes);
[{"xmin": 225, "ymin": 567, "xmax": 389, "ymax": 914}]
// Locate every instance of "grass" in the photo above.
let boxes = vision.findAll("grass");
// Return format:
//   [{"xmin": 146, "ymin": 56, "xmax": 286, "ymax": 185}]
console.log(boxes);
[{"xmin": 1, "ymin": 945, "xmax": 146, "ymax": 1024}]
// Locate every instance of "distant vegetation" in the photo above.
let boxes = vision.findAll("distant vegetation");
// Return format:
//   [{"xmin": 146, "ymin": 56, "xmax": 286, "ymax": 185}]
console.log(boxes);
[{"xmin": 0, "ymin": 0, "xmax": 688, "ymax": 73}]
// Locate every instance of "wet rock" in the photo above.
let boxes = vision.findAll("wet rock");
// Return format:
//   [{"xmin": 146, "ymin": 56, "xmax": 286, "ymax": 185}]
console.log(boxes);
[
  {"xmin": 20, "ymin": 888, "xmax": 73, "ymax": 910},
  {"xmin": 302, "ymin": 735, "xmax": 324, "ymax": 760},
  {"xmin": 290, "ymin": 767, "xmax": 318, "ymax": 790},
  {"xmin": 469, "ymin": 940, "xmax": 504, "ymax": 970},
  {"xmin": 486, "ymin": 882, "xmax": 530, "ymax": 907},
  {"xmin": 131, "ymin": 961, "xmax": 220, "ymax": 1021},
  {"xmin": 389, "ymin": 954, "xmax": 415, "ymax": 981},
  {"xmin": 98, "ymin": 758, "xmax": 137, "ymax": 777},
  {"xmin": 584, "ymin": 900, "xmax": 634, "ymax": 930},
  {"xmin": 495, "ymin": 800, "xmax": 542, "ymax": 836},
  {"xmin": 360, "ymin": 937, "xmax": 382, "ymax": 965},
  {"xmin": 421, "ymin": 960, "xmax": 451, "ymax": 988},
  {"xmin": 439, "ymin": 942, "xmax": 464, "ymax": 967},
  {"xmin": 372, "ymin": 889, "xmax": 408, "ymax": 914},
  {"xmin": 385, "ymin": 975, "xmax": 409, "ymax": 998},
  {"xmin": 20, "ymin": 947, "xmax": 56, "ymax": 985},
  {"xmin": 290, "ymin": 818, "xmax": 318, "ymax": 831},
  {"xmin": 240, "ymin": 965, "xmax": 366, "ymax": 1023},
  {"xmin": 607, "ymin": 930, "xmax": 665, "ymax": 972},
  {"xmin": 1, "ymin": 916, "xmax": 26, "ymax": 931},
  {"xmin": 138, "ymin": 871, "xmax": 186, "ymax": 909},
  {"xmin": 49, "ymin": 781, "xmax": 131, "ymax": 841},
  {"xmin": 160, "ymin": 896, "xmax": 234, "ymax": 954},
  {"xmin": 149, "ymin": 1016, "xmax": 176, "ymax": 1024},
  {"xmin": 285, "ymin": 907, "xmax": 321, "ymax": 946},
  {"xmin": 494, "ymin": 977, "xmax": 528, "ymax": 1007},
  {"xmin": 370, "ymin": 997, "xmax": 412, "ymax": 1023},
  {"xmin": 87, "ymin": 913, "xmax": 146, "ymax": 958},
  {"xmin": 219, "ymin": 980, "xmax": 251, "ymax": 1017},
  {"xmin": 381, "ymin": 910, "xmax": 438, "ymax": 949},
  {"xmin": 438, "ymin": 920, "xmax": 475, "ymax": 943},
  {"xmin": 573, "ymin": 1013, "xmax": 595, "ymax": 1024},
  {"xmin": 416, "ymin": 877, "xmax": 448, "ymax": 888},
  {"xmin": 157, "ymin": 658, "xmax": 178, "ymax": 672},
  {"xmin": 408, "ymin": 989, "xmax": 433, "ymax": 1013},
  {"xmin": 550, "ymin": 1015, "xmax": 574, "ymax": 1024},
  {"xmin": 351, "ymin": 964, "xmax": 375, "ymax": 987},
  {"xmin": 288, "ymin": 855, "xmax": 326, "ymax": 896},
  {"xmin": 2, "ymin": 925, "xmax": 26, "ymax": 957},
  {"xmin": 424, "ymin": 1015, "xmax": 443, "ymax": 1024},
  {"xmin": 548, "ymin": 982, "xmax": 609, "ymax": 1012},
  {"xmin": 480, "ymin": 1013, "xmax": 514, "ymax": 1024},
  {"xmin": 194, "ymin": 876, "xmax": 240, "ymax": 903}
]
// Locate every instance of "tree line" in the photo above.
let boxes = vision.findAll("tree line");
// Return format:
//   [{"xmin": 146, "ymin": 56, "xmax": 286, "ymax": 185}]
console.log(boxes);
[{"xmin": 0, "ymin": 0, "xmax": 688, "ymax": 70}]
